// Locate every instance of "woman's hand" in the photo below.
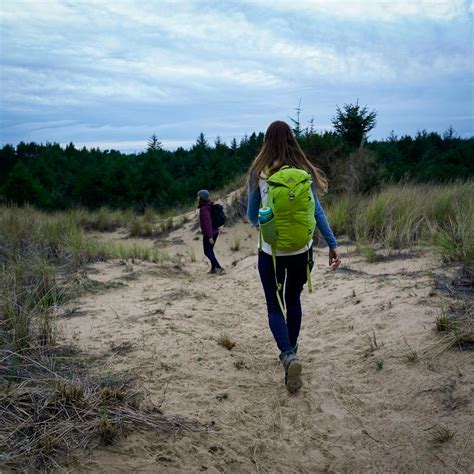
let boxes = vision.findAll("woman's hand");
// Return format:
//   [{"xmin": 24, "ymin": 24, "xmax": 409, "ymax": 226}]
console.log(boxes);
[
  {"xmin": 209, "ymin": 238, "xmax": 215, "ymax": 245},
  {"xmin": 329, "ymin": 248, "xmax": 341, "ymax": 269}
]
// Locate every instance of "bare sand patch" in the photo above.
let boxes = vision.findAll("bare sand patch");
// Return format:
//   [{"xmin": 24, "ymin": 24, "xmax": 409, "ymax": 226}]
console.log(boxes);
[{"xmin": 59, "ymin": 220, "xmax": 473, "ymax": 473}]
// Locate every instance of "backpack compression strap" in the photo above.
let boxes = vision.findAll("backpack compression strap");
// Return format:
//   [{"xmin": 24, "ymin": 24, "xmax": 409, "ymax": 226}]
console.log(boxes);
[
  {"xmin": 271, "ymin": 245, "xmax": 313, "ymax": 319},
  {"xmin": 307, "ymin": 251, "xmax": 313, "ymax": 293},
  {"xmin": 271, "ymin": 246, "xmax": 287, "ymax": 317}
]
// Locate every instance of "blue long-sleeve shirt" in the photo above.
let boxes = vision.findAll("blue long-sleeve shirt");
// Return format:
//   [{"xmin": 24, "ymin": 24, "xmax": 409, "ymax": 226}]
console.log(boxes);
[{"xmin": 247, "ymin": 173, "xmax": 337, "ymax": 250}]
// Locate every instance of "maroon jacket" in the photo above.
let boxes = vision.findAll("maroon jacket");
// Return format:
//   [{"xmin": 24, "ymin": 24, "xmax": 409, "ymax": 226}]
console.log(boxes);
[{"xmin": 199, "ymin": 201, "xmax": 217, "ymax": 238}]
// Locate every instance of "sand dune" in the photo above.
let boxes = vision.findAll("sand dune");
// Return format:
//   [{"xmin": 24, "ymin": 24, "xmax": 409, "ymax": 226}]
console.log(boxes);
[{"xmin": 59, "ymin": 211, "xmax": 473, "ymax": 473}]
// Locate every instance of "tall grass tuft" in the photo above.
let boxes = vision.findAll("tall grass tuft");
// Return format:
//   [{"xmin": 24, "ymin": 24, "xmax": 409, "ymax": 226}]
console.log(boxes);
[
  {"xmin": 325, "ymin": 181, "xmax": 473, "ymax": 267},
  {"xmin": 431, "ymin": 198, "xmax": 474, "ymax": 267},
  {"xmin": 325, "ymin": 194, "xmax": 360, "ymax": 239},
  {"xmin": 68, "ymin": 207, "xmax": 130, "ymax": 232},
  {"xmin": 1, "ymin": 250, "xmax": 59, "ymax": 351},
  {"xmin": 128, "ymin": 217, "xmax": 154, "ymax": 237}
]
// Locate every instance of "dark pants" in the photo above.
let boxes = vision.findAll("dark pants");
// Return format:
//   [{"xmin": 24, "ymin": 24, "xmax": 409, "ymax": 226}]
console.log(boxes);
[
  {"xmin": 258, "ymin": 246, "xmax": 313, "ymax": 354},
  {"xmin": 203, "ymin": 232, "xmax": 222, "ymax": 270}
]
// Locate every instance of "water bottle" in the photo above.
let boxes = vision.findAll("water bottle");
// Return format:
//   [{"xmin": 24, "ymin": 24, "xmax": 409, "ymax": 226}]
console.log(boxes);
[
  {"xmin": 258, "ymin": 206, "xmax": 277, "ymax": 245},
  {"xmin": 258, "ymin": 206, "xmax": 273, "ymax": 224}
]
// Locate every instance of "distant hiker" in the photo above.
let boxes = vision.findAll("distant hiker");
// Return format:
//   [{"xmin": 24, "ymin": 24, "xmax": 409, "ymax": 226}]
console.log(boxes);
[
  {"xmin": 197, "ymin": 189, "xmax": 225, "ymax": 275},
  {"xmin": 247, "ymin": 120, "xmax": 341, "ymax": 393}
]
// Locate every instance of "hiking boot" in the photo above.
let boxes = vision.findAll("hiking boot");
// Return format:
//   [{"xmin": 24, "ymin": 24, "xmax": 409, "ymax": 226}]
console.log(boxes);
[
  {"xmin": 280, "ymin": 351, "xmax": 302, "ymax": 393},
  {"xmin": 207, "ymin": 268, "xmax": 217, "ymax": 274},
  {"xmin": 215, "ymin": 268, "xmax": 226, "ymax": 275}
]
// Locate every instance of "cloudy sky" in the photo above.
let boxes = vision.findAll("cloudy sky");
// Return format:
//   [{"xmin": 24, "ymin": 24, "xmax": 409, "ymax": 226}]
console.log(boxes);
[{"xmin": 0, "ymin": 0, "xmax": 472, "ymax": 152}]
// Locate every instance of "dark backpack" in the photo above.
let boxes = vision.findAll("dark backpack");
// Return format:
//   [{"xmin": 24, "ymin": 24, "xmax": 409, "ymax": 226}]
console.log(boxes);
[{"xmin": 211, "ymin": 203, "xmax": 226, "ymax": 228}]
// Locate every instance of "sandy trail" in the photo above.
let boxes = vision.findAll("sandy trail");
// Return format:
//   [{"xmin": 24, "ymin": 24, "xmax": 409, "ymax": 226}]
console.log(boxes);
[{"xmin": 59, "ymin": 213, "xmax": 473, "ymax": 473}]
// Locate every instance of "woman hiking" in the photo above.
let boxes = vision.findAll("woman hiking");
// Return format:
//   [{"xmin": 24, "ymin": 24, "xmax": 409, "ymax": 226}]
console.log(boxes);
[
  {"xmin": 247, "ymin": 120, "xmax": 341, "ymax": 393},
  {"xmin": 197, "ymin": 189, "xmax": 225, "ymax": 275}
]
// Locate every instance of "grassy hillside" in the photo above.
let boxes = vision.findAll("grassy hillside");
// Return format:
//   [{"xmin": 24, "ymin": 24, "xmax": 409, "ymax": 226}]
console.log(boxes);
[{"xmin": 324, "ymin": 181, "xmax": 473, "ymax": 268}]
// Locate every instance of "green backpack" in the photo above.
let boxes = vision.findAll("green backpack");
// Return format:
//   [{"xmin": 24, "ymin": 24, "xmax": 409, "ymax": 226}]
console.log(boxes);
[
  {"xmin": 267, "ymin": 166, "xmax": 316, "ymax": 251},
  {"xmin": 259, "ymin": 166, "xmax": 316, "ymax": 312}
]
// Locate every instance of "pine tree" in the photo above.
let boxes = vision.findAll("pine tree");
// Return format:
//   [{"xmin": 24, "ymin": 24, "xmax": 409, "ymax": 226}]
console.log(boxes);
[
  {"xmin": 195, "ymin": 132, "xmax": 209, "ymax": 150},
  {"xmin": 3, "ymin": 161, "xmax": 49, "ymax": 207},
  {"xmin": 332, "ymin": 100, "xmax": 377, "ymax": 148},
  {"xmin": 147, "ymin": 134, "xmax": 162, "ymax": 151},
  {"xmin": 289, "ymin": 99, "xmax": 303, "ymax": 139}
]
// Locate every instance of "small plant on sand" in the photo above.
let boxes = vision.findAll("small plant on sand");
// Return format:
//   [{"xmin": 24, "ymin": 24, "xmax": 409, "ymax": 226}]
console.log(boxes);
[
  {"xmin": 218, "ymin": 334, "xmax": 235, "ymax": 350},
  {"xmin": 54, "ymin": 380, "xmax": 84, "ymax": 402},
  {"xmin": 435, "ymin": 307, "xmax": 451, "ymax": 332},
  {"xmin": 193, "ymin": 291, "xmax": 207, "ymax": 300},
  {"xmin": 435, "ymin": 315, "xmax": 451, "ymax": 332},
  {"xmin": 97, "ymin": 415, "xmax": 119, "ymax": 445},
  {"xmin": 351, "ymin": 289, "xmax": 361, "ymax": 304},
  {"xmin": 430, "ymin": 425, "xmax": 456, "ymax": 445},
  {"xmin": 404, "ymin": 349, "xmax": 419, "ymax": 363},
  {"xmin": 366, "ymin": 330, "xmax": 380, "ymax": 353},
  {"xmin": 230, "ymin": 237, "xmax": 241, "ymax": 252},
  {"xmin": 359, "ymin": 245, "xmax": 378, "ymax": 263},
  {"xmin": 375, "ymin": 359, "xmax": 384, "ymax": 370},
  {"xmin": 234, "ymin": 360, "xmax": 246, "ymax": 370},
  {"xmin": 173, "ymin": 252, "xmax": 185, "ymax": 266},
  {"xmin": 110, "ymin": 341, "xmax": 134, "ymax": 355},
  {"xmin": 402, "ymin": 337, "xmax": 419, "ymax": 363}
]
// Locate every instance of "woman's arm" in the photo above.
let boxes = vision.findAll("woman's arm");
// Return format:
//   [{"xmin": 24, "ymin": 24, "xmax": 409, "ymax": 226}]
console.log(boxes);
[
  {"xmin": 311, "ymin": 183, "xmax": 337, "ymax": 250},
  {"xmin": 247, "ymin": 172, "xmax": 260, "ymax": 226}
]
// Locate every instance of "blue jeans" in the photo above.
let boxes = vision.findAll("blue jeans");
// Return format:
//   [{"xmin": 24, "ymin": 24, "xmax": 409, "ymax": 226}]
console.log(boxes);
[
  {"xmin": 203, "ymin": 232, "xmax": 222, "ymax": 270},
  {"xmin": 258, "ymin": 246, "xmax": 313, "ymax": 354}
]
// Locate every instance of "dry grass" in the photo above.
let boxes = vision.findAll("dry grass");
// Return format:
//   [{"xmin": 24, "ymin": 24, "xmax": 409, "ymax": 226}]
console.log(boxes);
[
  {"xmin": 424, "ymin": 299, "xmax": 473, "ymax": 361},
  {"xmin": 435, "ymin": 309, "xmax": 451, "ymax": 332},
  {"xmin": 365, "ymin": 331, "xmax": 381, "ymax": 354},
  {"xmin": 404, "ymin": 349, "xmax": 419, "ymax": 363},
  {"xmin": 218, "ymin": 334, "xmax": 236, "ymax": 350},
  {"xmin": 434, "ymin": 300, "xmax": 474, "ymax": 345},
  {"xmin": 0, "ymin": 205, "xmax": 206, "ymax": 470},
  {"xmin": 402, "ymin": 337, "xmax": 419, "ymax": 364},
  {"xmin": 128, "ymin": 218, "xmax": 154, "ymax": 237},
  {"xmin": 0, "ymin": 351, "xmax": 205, "ymax": 471},
  {"xmin": 325, "ymin": 181, "xmax": 474, "ymax": 267},
  {"xmin": 0, "ymin": 205, "xmax": 169, "ymax": 273},
  {"xmin": 430, "ymin": 425, "xmax": 456, "ymax": 445},
  {"xmin": 230, "ymin": 237, "xmax": 241, "ymax": 252}
]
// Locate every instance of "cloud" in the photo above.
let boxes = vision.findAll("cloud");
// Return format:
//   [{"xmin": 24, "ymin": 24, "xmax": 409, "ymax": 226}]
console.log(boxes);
[
  {"xmin": 1, "ymin": 0, "xmax": 472, "ymax": 149},
  {"xmin": 244, "ymin": 0, "xmax": 470, "ymax": 22}
]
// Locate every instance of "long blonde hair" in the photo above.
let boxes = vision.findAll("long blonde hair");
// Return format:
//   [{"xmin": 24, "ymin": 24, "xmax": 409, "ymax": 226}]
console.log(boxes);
[{"xmin": 247, "ymin": 120, "xmax": 328, "ymax": 194}]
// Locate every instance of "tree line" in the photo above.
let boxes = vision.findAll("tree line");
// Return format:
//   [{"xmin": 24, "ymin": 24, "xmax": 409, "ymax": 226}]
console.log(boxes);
[
  {"xmin": 0, "ymin": 122, "xmax": 472, "ymax": 212},
  {"xmin": 0, "ymin": 132, "xmax": 264, "ymax": 211}
]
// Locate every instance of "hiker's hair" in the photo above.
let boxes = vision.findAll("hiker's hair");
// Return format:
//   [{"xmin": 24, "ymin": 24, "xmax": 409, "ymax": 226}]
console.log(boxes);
[{"xmin": 247, "ymin": 120, "xmax": 328, "ymax": 194}]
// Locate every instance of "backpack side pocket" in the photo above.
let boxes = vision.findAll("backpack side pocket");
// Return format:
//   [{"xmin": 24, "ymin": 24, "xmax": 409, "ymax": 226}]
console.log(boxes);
[{"xmin": 260, "ymin": 217, "xmax": 278, "ymax": 245}]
